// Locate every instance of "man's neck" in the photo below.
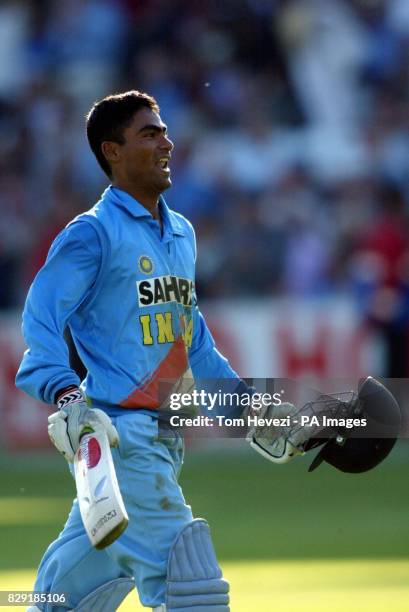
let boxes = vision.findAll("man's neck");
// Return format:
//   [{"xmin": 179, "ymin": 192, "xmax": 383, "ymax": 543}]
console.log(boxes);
[{"xmin": 112, "ymin": 181, "xmax": 161, "ymax": 220}]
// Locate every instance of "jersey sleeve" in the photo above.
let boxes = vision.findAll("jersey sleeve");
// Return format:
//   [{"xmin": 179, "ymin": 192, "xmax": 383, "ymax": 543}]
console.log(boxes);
[
  {"xmin": 189, "ymin": 308, "xmax": 239, "ymax": 380},
  {"xmin": 186, "ymin": 217, "xmax": 239, "ymax": 382},
  {"xmin": 187, "ymin": 220, "xmax": 248, "ymax": 416},
  {"xmin": 15, "ymin": 221, "xmax": 102, "ymax": 404}
]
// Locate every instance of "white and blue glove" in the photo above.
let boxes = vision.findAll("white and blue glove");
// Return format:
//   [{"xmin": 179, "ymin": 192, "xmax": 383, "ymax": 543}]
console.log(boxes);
[
  {"xmin": 48, "ymin": 388, "xmax": 119, "ymax": 463},
  {"xmin": 246, "ymin": 401, "xmax": 308, "ymax": 464}
]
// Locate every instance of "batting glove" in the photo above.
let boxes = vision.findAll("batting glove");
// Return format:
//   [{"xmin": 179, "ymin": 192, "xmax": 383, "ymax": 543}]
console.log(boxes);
[
  {"xmin": 246, "ymin": 401, "xmax": 307, "ymax": 464},
  {"xmin": 48, "ymin": 388, "xmax": 119, "ymax": 463}
]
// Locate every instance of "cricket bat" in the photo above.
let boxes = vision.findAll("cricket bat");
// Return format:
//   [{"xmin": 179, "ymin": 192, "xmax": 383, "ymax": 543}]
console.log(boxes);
[{"xmin": 74, "ymin": 430, "xmax": 129, "ymax": 549}]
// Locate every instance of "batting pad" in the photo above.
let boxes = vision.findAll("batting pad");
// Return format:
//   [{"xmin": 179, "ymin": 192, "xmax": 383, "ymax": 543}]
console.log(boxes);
[
  {"xmin": 166, "ymin": 519, "xmax": 230, "ymax": 611},
  {"xmin": 73, "ymin": 577, "xmax": 134, "ymax": 611}
]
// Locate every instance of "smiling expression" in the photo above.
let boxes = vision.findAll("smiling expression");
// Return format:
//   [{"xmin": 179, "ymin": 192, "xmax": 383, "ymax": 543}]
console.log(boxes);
[{"xmin": 103, "ymin": 108, "xmax": 174, "ymax": 198}]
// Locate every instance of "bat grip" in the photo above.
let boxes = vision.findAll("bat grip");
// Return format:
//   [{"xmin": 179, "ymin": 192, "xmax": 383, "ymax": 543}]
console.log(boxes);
[{"xmin": 79, "ymin": 426, "xmax": 95, "ymax": 441}]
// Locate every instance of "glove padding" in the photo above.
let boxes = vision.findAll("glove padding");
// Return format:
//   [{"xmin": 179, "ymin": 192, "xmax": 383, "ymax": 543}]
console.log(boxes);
[
  {"xmin": 246, "ymin": 390, "xmax": 357, "ymax": 464},
  {"xmin": 246, "ymin": 402, "xmax": 308, "ymax": 464},
  {"xmin": 48, "ymin": 388, "xmax": 119, "ymax": 463}
]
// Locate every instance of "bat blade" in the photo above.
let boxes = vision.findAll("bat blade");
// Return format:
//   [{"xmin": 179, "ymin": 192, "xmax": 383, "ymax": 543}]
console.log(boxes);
[{"xmin": 74, "ymin": 431, "xmax": 129, "ymax": 549}]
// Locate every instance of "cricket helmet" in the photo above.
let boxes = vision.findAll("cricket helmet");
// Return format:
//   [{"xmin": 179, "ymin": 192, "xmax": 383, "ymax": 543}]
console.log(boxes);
[{"xmin": 306, "ymin": 377, "xmax": 401, "ymax": 473}]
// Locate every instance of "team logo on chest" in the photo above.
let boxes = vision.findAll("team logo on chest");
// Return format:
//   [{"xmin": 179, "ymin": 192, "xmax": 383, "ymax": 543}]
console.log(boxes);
[
  {"xmin": 138, "ymin": 255, "xmax": 154, "ymax": 275},
  {"xmin": 137, "ymin": 275, "xmax": 194, "ymax": 307}
]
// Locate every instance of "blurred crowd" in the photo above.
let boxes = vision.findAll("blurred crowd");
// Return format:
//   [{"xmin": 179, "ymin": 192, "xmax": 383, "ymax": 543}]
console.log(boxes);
[{"xmin": 2, "ymin": 0, "xmax": 409, "ymax": 366}]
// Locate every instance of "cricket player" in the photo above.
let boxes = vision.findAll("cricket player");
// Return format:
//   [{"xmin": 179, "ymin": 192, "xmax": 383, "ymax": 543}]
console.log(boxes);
[{"xmin": 16, "ymin": 90, "xmax": 303, "ymax": 612}]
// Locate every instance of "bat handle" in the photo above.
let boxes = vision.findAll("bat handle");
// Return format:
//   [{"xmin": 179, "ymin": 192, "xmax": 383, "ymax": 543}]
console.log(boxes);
[{"xmin": 79, "ymin": 426, "xmax": 95, "ymax": 441}]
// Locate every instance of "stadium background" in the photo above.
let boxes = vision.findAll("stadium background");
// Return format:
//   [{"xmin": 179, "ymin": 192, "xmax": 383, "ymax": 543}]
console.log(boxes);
[{"xmin": 0, "ymin": 1, "xmax": 408, "ymax": 610}]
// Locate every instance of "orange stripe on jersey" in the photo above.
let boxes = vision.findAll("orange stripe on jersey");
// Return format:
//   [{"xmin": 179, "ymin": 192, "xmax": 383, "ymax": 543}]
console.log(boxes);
[{"xmin": 120, "ymin": 335, "xmax": 188, "ymax": 409}]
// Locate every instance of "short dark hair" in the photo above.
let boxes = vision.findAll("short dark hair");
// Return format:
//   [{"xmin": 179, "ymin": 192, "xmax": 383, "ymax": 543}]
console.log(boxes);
[{"xmin": 86, "ymin": 90, "xmax": 160, "ymax": 178}]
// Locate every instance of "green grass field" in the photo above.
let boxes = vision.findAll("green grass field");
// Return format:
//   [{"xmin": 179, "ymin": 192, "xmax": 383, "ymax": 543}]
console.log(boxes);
[
  {"xmin": 0, "ymin": 442, "xmax": 408, "ymax": 611},
  {"xmin": 2, "ymin": 560, "xmax": 409, "ymax": 611}
]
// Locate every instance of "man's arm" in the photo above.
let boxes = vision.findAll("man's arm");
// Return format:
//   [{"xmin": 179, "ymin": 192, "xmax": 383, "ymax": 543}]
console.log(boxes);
[
  {"xmin": 189, "ymin": 310, "xmax": 239, "ymax": 380},
  {"xmin": 15, "ymin": 221, "xmax": 101, "ymax": 403},
  {"xmin": 185, "ymin": 217, "xmax": 249, "ymax": 416},
  {"xmin": 188, "ymin": 301, "xmax": 250, "ymax": 418}
]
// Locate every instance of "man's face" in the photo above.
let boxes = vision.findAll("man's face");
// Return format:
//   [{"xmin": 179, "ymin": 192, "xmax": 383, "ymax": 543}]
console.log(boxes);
[{"xmin": 108, "ymin": 108, "xmax": 174, "ymax": 194}]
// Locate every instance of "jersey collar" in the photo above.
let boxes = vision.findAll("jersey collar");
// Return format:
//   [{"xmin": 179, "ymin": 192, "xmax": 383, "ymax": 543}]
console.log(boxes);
[
  {"xmin": 105, "ymin": 186, "xmax": 186, "ymax": 237},
  {"xmin": 159, "ymin": 197, "xmax": 186, "ymax": 237}
]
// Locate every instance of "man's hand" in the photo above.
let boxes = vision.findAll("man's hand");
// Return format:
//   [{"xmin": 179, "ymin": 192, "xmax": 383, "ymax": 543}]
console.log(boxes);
[
  {"xmin": 246, "ymin": 390, "xmax": 358, "ymax": 464},
  {"xmin": 246, "ymin": 401, "xmax": 308, "ymax": 464},
  {"xmin": 48, "ymin": 388, "xmax": 119, "ymax": 462}
]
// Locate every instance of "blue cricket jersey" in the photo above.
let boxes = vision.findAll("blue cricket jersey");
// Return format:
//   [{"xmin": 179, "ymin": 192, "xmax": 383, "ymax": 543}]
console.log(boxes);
[{"xmin": 15, "ymin": 186, "xmax": 240, "ymax": 415}]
